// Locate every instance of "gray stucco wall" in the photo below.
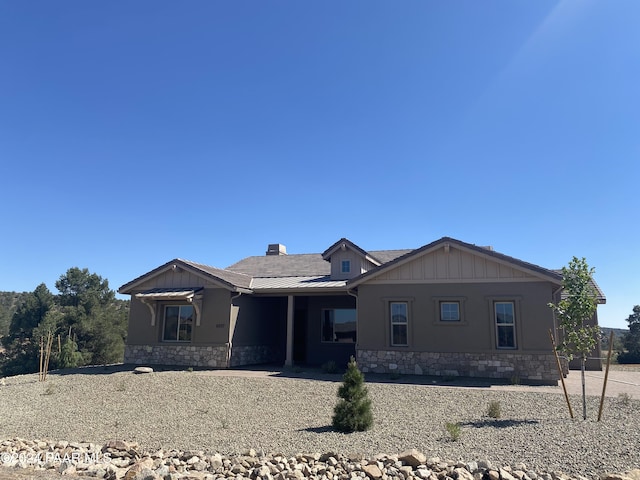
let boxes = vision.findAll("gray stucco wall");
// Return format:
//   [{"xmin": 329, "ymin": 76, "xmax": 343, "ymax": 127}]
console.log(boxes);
[
  {"xmin": 357, "ymin": 281, "xmax": 556, "ymax": 353},
  {"xmin": 355, "ymin": 281, "xmax": 560, "ymax": 383},
  {"xmin": 126, "ymin": 288, "xmax": 232, "ymax": 347}
]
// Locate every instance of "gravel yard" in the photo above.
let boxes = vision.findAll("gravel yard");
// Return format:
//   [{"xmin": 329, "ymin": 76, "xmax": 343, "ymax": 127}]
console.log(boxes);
[{"xmin": 1, "ymin": 368, "xmax": 639, "ymax": 478}]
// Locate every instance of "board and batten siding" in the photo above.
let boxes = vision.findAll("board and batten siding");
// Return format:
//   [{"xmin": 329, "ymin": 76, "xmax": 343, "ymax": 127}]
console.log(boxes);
[{"xmin": 369, "ymin": 246, "xmax": 540, "ymax": 283}]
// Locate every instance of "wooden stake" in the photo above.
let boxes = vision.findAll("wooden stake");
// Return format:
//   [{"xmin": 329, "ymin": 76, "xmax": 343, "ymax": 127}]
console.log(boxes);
[
  {"xmin": 598, "ymin": 331, "xmax": 615, "ymax": 421},
  {"xmin": 39, "ymin": 336, "xmax": 44, "ymax": 382},
  {"xmin": 549, "ymin": 329, "xmax": 574, "ymax": 419},
  {"xmin": 43, "ymin": 332, "xmax": 53, "ymax": 381}
]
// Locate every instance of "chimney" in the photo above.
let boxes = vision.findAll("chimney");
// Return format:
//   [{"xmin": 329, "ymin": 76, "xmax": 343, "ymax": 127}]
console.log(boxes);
[{"xmin": 266, "ymin": 244, "xmax": 287, "ymax": 256}]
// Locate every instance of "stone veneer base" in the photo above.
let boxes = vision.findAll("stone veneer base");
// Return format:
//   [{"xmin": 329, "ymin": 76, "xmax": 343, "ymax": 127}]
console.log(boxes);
[
  {"xmin": 125, "ymin": 344, "xmax": 280, "ymax": 368},
  {"xmin": 124, "ymin": 344, "xmax": 229, "ymax": 368},
  {"xmin": 229, "ymin": 344, "xmax": 280, "ymax": 367},
  {"xmin": 357, "ymin": 349, "xmax": 559, "ymax": 384}
]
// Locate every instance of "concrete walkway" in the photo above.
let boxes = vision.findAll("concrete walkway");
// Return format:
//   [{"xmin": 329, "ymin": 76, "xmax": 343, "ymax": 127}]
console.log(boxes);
[{"xmin": 194, "ymin": 365, "xmax": 640, "ymax": 399}]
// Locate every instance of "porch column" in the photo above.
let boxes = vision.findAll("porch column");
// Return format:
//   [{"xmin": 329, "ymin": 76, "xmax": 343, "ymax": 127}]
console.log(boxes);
[{"xmin": 284, "ymin": 295, "xmax": 294, "ymax": 366}]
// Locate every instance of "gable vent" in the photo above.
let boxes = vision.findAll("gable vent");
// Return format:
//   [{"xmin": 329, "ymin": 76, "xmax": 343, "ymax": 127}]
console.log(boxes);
[{"xmin": 266, "ymin": 244, "xmax": 287, "ymax": 256}]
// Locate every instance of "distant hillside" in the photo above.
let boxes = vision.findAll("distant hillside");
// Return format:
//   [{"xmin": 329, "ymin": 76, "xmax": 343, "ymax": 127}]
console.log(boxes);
[
  {"xmin": 601, "ymin": 327, "xmax": 628, "ymax": 351},
  {"xmin": 0, "ymin": 291, "xmax": 29, "ymax": 337}
]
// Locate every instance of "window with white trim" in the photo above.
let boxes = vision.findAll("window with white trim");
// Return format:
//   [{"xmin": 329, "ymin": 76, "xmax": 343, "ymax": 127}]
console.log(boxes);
[
  {"xmin": 494, "ymin": 301, "xmax": 516, "ymax": 349},
  {"xmin": 321, "ymin": 308, "xmax": 356, "ymax": 343},
  {"xmin": 390, "ymin": 302, "xmax": 408, "ymax": 346},
  {"xmin": 163, "ymin": 305, "xmax": 194, "ymax": 342},
  {"xmin": 440, "ymin": 301, "xmax": 460, "ymax": 322},
  {"xmin": 341, "ymin": 260, "xmax": 351, "ymax": 274}
]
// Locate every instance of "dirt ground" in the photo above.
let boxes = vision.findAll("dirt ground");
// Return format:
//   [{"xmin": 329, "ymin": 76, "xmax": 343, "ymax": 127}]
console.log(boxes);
[{"xmin": 1, "ymin": 363, "xmax": 638, "ymax": 480}]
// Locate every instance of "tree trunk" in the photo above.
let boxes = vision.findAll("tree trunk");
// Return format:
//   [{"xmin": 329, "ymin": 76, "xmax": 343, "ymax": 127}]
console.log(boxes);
[{"xmin": 581, "ymin": 354, "xmax": 587, "ymax": 420}]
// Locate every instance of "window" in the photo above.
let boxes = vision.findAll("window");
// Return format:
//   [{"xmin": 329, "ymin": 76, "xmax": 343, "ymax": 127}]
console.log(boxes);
[
  {"xmin": 440, "ymin": 301, "xmax": 460, "ymax": 322},
  {"xmin": 321, "ymin": 308, "xmax": 356, "ymax": 343},
  {"xmin": 163, "ymin": 305, "xmax": 194, "ymax": 342},
  {"xmin": 495, "ymin": 301, "xmax": 516, "ymax": 348},
  {"xmin": 390, "ymin": 302, "xmax": 408, "ymax": 346},
  {"xmin": 341, "ymin": 260, "xmax": 351, "ymax": 274}
]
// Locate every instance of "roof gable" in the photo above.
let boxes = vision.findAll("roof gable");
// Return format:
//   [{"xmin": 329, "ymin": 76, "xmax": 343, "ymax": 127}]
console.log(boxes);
[
  {"xmin": 348, "ymin": 237, "xmax": 563, "ymax": 287},
  {"xmin": 321, "ymin": 238, "xmax": 382, "ymax": 265},
  {"xmin": 118, "ymin": 258, "xmax": 252, "ymax": 294}
]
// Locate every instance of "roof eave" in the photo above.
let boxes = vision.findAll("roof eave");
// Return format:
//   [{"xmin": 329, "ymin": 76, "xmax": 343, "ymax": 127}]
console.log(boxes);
[
  {"xmin": 118, "ymin": 259, "xmax": 252, "ymax": 294},
  {"xmin": 348, "ymin": 237, "xmax": 563, "ymax": 287}
]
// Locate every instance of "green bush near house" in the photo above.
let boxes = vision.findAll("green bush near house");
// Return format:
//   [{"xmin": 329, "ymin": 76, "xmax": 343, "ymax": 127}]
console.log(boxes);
[{"xmin": 322, "ymin": 360, "xmax": 338, "ymax": 374}]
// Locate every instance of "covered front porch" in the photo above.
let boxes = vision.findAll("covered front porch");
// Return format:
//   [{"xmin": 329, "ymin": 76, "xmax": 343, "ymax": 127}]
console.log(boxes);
[{"xmin": 235, "ymin": 293, "xmax": 357, "ymax": 368}]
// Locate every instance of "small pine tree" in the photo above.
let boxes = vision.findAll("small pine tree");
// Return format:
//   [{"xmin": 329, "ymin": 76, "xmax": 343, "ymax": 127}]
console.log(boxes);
[
  {"xmin": 57, "ymin": 329, "xmax": 83, "ymax": 369},
  {"xmin": 332, "ymin": 356, "xmax": 373, "ymax": 433}
]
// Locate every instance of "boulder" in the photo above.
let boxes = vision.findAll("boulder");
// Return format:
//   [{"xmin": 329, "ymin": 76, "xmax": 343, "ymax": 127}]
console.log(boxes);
[
  {"xmin": 362, "ymin": 464, "xmax": 383, "ymax": 480},
  {"xmin": 134, "ymin": 367, "xmax": 154, "ymax": 374},
  {"xmin": 453, "ymin": 467, "xmax": 474, "ymax": 480},
  {"xmin": 399, "ymin": 449, "xmax": 427, "ymax": 468},
  {"xmin": 601, "ymin": 475, "xmax": 634, "ymax": 480}
]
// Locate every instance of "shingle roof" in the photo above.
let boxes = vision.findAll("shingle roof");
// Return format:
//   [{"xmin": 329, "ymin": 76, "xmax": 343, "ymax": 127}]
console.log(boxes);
[
  {"xmin": 369, "ymin": 249, "xmax": 414, "ymax": 263},
  {"xmin": 180, "ymin": 259, "xmax": 253, "ymax": 290},
  {"xmin": 227, "ymin": 249, "xmax": 412, "ymax": 278},
  {"xmin": 120, "ymin": 239, "xmax": 589, "ymax": 297},
  {"xmin": 551, "ymin": 269, "xmax": 606, "ymax": 303},
  {"xmin": 226, "ymin": 254, "xmax": 330, "ymax": 277}
]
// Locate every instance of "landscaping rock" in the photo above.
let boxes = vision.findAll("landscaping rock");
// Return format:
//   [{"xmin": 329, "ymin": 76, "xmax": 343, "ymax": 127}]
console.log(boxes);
[
  {"xmin": 399, "ymin": 449, "xmax": 427, "ymax": 468},
  {"xmin": 134, "ymin": 366, "xmax": 154, "ymax": 374}
]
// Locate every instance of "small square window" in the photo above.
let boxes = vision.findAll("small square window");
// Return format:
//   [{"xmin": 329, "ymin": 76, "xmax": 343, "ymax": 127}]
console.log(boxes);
[
  {"xmin": 341, "ymin": 260, "xmax": 351, "ymax": 273},
  {"xmin": 440, "ymin": 302, "xmax": 460, "ymax": 321}
]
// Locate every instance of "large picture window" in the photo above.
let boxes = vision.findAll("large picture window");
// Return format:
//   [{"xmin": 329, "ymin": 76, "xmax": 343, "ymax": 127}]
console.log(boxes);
[
  {"xmin": 163, "ymin": 305, "xmax": 194, "ymax": 342},
  {"xmin": 495, "ymin": 301, "xmax": 516, "ymax": 349},
  {"xmin": 390, "ymin": 302, "xmax": 408, "ymax": 346},
  {"xmin": 321, "ymin": 308, "xmax": 356, "ymax": 343}
]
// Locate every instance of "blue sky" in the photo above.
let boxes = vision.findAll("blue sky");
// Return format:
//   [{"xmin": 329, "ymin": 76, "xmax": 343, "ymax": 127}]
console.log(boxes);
[{"xmin": 1, "ymin": 1, "xmax": 638, "ymax": 329}]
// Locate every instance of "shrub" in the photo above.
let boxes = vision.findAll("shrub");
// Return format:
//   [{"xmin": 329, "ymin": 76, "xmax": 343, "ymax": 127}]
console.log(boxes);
[
  {"xmin": 332, "ymin": 356, "xmax": 373, "ymax": 433},
  {"xmin": 618, "ymin": 392, "xmax": 632, "ymax": 406},
  {"xmin": 445, "ymin": 422, "xmax": 461, "ymax": 441},
  {"xmin": 487, "ymin": 400, "xmax": 501, "ymax": 419},
  {"xmin": 322, "ymin": 360, "xmax": 338, "ymax": 374},
  {"xmin": 616, "ymin": 351, "xmax": 640, "ymax": 364}
]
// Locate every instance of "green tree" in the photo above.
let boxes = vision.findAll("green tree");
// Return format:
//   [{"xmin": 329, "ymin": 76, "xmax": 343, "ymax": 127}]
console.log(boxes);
[
  {"xmin": 54, "ymin": 268, "xmax": 126, "ymax": 366},
  {"xmin": 548, "ymin": 256, "xmax": 599, "ymax": 420},
  {"xmin": 0, "ymin": 285, "xmax": 55, "ymax": 376},
  {"xmin": 7, "ymin": 284, "xmax": 54, "ymax": 341},
  {"xmin": 618, "ymin": 306, "xmax": 640, "ymax": 364},
  {"xmin": 57, "ymin": 329, "xmax": 83, "ymax": 369},
  {"xmin": 1, "ymin": 269, "xmax": 128, "ymax": 377},
  {"xmin": 0, "ymin": 291, "xmax": 30, "ymax": 336},
  {"xmin": 332, "ymin": 356, "xmax": 373, "ymax": 432},
  {"xmin": 56, "ymin": 267, "xmax": 114, "ymax": 315}
]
